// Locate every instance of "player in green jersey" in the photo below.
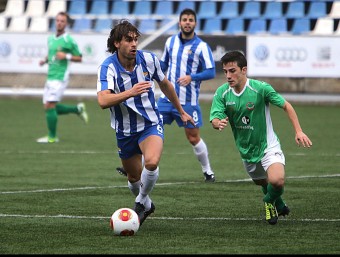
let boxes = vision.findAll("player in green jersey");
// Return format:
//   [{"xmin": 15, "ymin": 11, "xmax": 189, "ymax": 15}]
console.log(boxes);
[
  {"xmin": 210, "ymin": 50, "xmax": 312, "ymax": 225},
  {"xmin": 36, "ymin": 11, "xmax": 88, "ymax": 143}
]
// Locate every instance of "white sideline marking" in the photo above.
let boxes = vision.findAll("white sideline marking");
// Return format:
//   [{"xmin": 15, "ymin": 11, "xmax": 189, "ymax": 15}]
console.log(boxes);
[
  {"xmin": 0, "ymin": 213, "xmax": 339, "ymax": 223},
  {"xmin": 0, "ymin": 174, "xmax": 339, "ymax": 195}
]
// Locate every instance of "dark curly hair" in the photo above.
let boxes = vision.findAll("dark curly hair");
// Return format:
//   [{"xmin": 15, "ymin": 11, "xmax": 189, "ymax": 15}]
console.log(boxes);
[{"xmin": 106, "ymin": 19, "xmax": 141, "ymax": 54}]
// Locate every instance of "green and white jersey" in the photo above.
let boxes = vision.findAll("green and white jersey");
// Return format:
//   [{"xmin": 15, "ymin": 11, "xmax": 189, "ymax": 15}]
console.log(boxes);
[
  {"xmin": 210, "ymin": 79, "xmax": 286, "ymax": 163},
  {"xmin": 46, "ymin": 33, "xmax": 81, "ymax": 81}
]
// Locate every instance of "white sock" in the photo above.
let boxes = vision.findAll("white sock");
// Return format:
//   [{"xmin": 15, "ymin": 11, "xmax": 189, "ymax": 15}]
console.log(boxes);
[
  {"xmin": 193, "ymin": 139, "xmax": 214, "ymax": 175},
  {"xmin": 135, "ymin": 167, "xmax": 159, "ymax": 209},
  {"xmin": 128, "ymin": 180, "xmax": 140, "ymax": 196}
]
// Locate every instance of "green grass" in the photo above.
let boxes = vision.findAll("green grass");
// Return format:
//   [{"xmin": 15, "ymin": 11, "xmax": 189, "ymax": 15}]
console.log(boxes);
[{"xmin": 0, "ymin": 98, "xmax": 339, "ymax": 254}]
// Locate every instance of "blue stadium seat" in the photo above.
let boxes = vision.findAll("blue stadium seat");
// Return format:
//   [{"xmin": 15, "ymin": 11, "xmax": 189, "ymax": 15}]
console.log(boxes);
[
  {"xmin": 307, "ymin": 2, "xmax": 327, "ymax": 19},
  {"xmin": 225, "ymin": 18, "xmax": 244, "ymax": 35},
  {"xmin": 154, "ymin": 1, "xmax": 174, "ymax": 16},
  {"xmin": 202, "ymin": 17, "xmax": 222, "ymax": 35},
  {"xmin": 68, "ymin": 0, "xmax": 87, "ymax": 16},
  {"xmin": 176, "ymin": 1, "xmax": 195, "ymax": 14},
  {"xmin": 262, "ymin": 2, "xmax": 283, "ymax": 19},
  {"xmin": 197, "ymin": 1, "xmax": 217, "ymax": 19},
  {"xmin": 217, "ymin": 2, "xmax": 238, "ymax": 19},
  {"xmin": 160, "ymin": 18, "xmax": 178, "ymax": 34},
  {"xmin": 248, "ymin": 18, "xmax": 267, "ymax": 34},
  {"xmin": 89, "ymin": 0, "xmax": 109, "ymax": 16},
  {"xmin": 138, "ymin": 19, "xmax": 157, "ymax": 34},
  {"xmin": 291, "ymin": 18, "xmax": 310, "ymax": 35},
  {"xmin": 110, "ymin": 0, "xmax": 129, "ymax": 16},
  {"xmin": 240, "ymin": 1, "xmax": 261, "ymax": 19},
  {"xmin": 94, "ymin": 18, "xmax": 112, "ymax": 33},
  {"xmin": 285, "ymin": 1, "xmax": 305, "ymax": 19},
  {"xmin": 72, "ymin": 18, "xmax": 92, "ymax": 33},
  {"xmin": 268, "ymin": 18, "xmax": 288, "ymax": 35},
  {"xmin": 133, "ymin": 1, "xmax": 152, "ymax": 16}
]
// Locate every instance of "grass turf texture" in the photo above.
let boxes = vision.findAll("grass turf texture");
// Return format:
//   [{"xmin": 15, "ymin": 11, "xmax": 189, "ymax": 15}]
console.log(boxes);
[{"xmin": 0, "ymin": 98, "xmax": 339, "ymax": 254}]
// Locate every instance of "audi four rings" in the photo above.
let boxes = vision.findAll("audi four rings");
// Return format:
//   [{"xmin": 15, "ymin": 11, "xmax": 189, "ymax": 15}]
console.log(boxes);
[{"xmin": 275, "ymin": 48, "xmax": 307, "ymax": 62}]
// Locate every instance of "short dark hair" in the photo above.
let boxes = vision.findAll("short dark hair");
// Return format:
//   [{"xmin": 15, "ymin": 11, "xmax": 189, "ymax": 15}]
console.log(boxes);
[
  {"xmin": 220, "ymin": 51, "xmax": 247, "ymax": 69},
  {"xmin": 106, "ymin": 19, "xmax": 141, "ymax": 54},
  {"xmin": 56, "ymin": 11, "xmax": 70, "ymax": 24},
  {"xmin": 179, "ymin": 8, "xmax": 196, "ymax": 22}
]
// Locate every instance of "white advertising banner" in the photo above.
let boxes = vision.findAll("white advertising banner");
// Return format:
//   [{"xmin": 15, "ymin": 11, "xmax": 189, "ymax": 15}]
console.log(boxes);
[
  {"xmin": 247, "ymin": 36, "xmax": 340, "ymax": 78},
  {"xmin": 0, "ymin": 33, "xmax": 110, "ymax": 74}
]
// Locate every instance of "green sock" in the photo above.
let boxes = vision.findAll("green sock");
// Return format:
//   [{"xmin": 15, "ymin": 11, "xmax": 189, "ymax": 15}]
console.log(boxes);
[
  {"xmin": 261, "ymin": 185, "xmax": 285, "ymax": 211},
  {"xmin": 46, "ymin": 108, "xmax": 57, "ymax": 138},
  {"xmin": 263, "ymin": 183, "xmax": 284, "ymax": 204},
  {"xmin": 56, "ymin": 103, "xmax": 79, "ymax": 115}
]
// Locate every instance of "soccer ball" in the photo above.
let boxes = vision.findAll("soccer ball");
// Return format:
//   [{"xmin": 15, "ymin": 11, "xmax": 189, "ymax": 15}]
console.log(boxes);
[{"xmin": 110, "ymin": 208, "xmax": 140, "ymax": 236}]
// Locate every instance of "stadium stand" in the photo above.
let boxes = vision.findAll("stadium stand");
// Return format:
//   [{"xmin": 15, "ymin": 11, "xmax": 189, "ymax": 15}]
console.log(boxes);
[
  {"xmin": 29, "ymin": 16, "xmax": 49, "ymax": 33},
  {"xmin": 311, "ymin": 17, "xmax": 334, "ymax": 35},
  {"xmin": 72, "ymin": 17, "xmax": 92, "ymax": 33},
  {"xmin": 94, "ymin": 18, "xmax": 112, "ymax": 33},
  {"xmin": 138, "ymin": 18, "xmax": 158, "ymax": 34},
  {"xmin": 0, "ymin": 0, "xmax": 337, "ymax": 36},
  {"xmin": 248, "ymin": 18, "xmax": 267, "ymax": 35}
]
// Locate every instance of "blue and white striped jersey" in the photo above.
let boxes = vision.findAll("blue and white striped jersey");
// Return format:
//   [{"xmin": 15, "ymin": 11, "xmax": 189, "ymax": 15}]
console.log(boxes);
[
  {"xmin": 97, "ymin": 50, "xmax": 165, "ymax": 137},
  {"xmin": 160, "ymin": 33, "xmax": 215, "ymax": 106}
]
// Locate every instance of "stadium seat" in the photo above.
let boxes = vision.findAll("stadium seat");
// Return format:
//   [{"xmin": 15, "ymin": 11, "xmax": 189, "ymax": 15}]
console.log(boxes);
[
  {"xmin": 68, "ymin": 0, "xmax": 87, "ymax": 17},
  {"xmin": 160, "ymin": 18, "xmax": 178, "ymax": 34},
  {"xmin": 268, "ymin": 18, "xmax": 288, "ymax": 35},
  {"xmin": 285, "ymin": 1, "xmax": 305, "ymax": 19},
  {"xmin": 291, "ymin": 18, "xmax": 310, "ymax": 35},
  {"xmin": 225, "ymin": 18, "xmax": 244, "ymax": 35},
  {"xmin": 25, "ymin": 0, "xmax": 46, "ymax": 17},
  {"xmin": 248, "ymin": 18, "xmax": 267, "ymax": 34},
  {"xmin": 72, "ymin": 18, "xmax": 92, "ymax": 33},
  {"xmin": 8, "ymin": 16, "xmax": 28, "ymax": 32},
  {"xmin": 46, "ymin": 0, "xmax": 67, "ymax": 18},
  {"xmin": 262, "ymin": 2, "xmax": 283, "ymax": 19},
  {"xmin": 94, "ymin": 18, "xmax": 112, "ymax": 33},
  {"xmin": 89, "ymin": 0, "xmax": 109, "ymax": 16},
  {"xmin": 329, "ymin": 1, "xmax": 340, "ymax": 18},
  {"xmin": 176, "ymin": 1, "xmax": 195, "ymax": 15},
  {"xmin": 133, "ymin": 1, "xmax": 152, "ymax": 16},
  {"xmin": 2, "ymin": 0, "xmax": 25, "ymax": 17},
  {"xmin": 110, "ymin": 0, "xmax": 129, "ymax": 16},
  {"xmin": 335, "ymin": 21, "xmax": 340, "ymax": 35},
  {"xmin": 240, "ymin": 1, "xmax": 261, "ymax": 19},
  {"xmin": 29, "ymin": 17, "xmax": 49, "ymax": 32},
  {"xmin": 202, "ymin": 17, "xmax": 223, "ymax": 35},
  {"xmin": 138, "ymin": 19, "xmax": 157, "ymax": 34},
  {"xmin": 0, "ymin": 16, "xmax": 7, "ymax": 31},
  {"xmin": 307, "ymin": 2, "xmax": 327, "ymax": 19},
  {"xmin": 311, "ymin": 18, "xmax": 334, "ymax": 35},
  {"xmin": 154, "ymin": 1, "xmax": 174, "ymax": 17},
  {"xmin": 217, "ymin": 2, "xmax": 238, "ymax": 19},
  {"xmin": 197, "ymin": 1, "xmax": 217, "ymax": 19}
]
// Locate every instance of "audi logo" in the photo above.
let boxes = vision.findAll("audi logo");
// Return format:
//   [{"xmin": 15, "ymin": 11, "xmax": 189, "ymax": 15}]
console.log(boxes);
[
  {"xmin": 17, "ymin": 45, "xmax": 47, "ymax": 59},
  {"xmin": 275, "ymin": 48, "xmax": 307, "ymax": 62}
]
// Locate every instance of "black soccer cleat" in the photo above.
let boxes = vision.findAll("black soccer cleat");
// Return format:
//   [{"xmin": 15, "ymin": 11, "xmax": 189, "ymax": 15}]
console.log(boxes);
[
  {"xmin": 116, "ymin": 167, "xmax": 127, "ymax": 177},
  {"xmin": 278, "ymin": 204, "xmax": 290, "ymax": 217},
  {"xmin": 133, "ymin": 202, "xmax": 146, "ymax": 225},
  {"xmin": 204, "ymin": 172, "xmax": 215, "ymax": 182},
  {"xmin": 265, "ymin": 202, "xmax": 278, "ymax": 225}
]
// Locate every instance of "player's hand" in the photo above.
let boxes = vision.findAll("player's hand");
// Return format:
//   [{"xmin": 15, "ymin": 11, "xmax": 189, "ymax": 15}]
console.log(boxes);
[
  {"xmin": 212, "ymin": 118, "xmax": 229, "ymax": 131},
  {"xmin": 177, "ymin": 75, "xmax": 192, "ymax": 87},
  {"xmin": 55, "ymin": 51, "xmax": 67, "ymax": 60},
  {"xmin": 130, "ymin": 81, "xmax": 151, "ymax": 97},
  {"xmin": 295, "ymin": 131, "xmax": 312, "ymax": 148},
  {"xmin": 181, "ymin": 112, "xmax": 195, "ymax": 127}
]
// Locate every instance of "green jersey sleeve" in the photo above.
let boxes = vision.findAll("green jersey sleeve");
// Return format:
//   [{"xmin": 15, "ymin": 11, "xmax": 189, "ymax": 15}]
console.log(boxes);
[{"xmin": 210, "ymin": 83, "xmax": 229, "ymax": 122}]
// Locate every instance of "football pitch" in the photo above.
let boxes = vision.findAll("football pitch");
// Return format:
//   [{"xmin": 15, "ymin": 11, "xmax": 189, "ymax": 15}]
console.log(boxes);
[{"xmin": 0, "ymin": 97, "xmax": 339, "ymax": 254}]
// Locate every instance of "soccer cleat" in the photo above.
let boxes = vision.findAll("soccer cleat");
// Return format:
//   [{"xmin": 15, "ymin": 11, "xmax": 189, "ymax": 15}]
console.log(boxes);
[
  {"xmin": 77, "ymin": 102, "xmax": 89, "ymax": 124},
  {"xmin": 36, "ymin": 136, "xmax": 59, "ymax": 143},
  {"xmin": 144, "ymin": 202, "xmax": 155, "ymax": 220},
  {"xmin": 278, "ymin": 204, "xmax": 290, "ymax": 217},
  {"xmin": 264, "ymin": 202, "xmax": 278, "ymax": 225},
  {"xmin": 133, "ymin": 202, "xmax": 146, "ymax": 226},
  {"xmin": 116, "ymin": 167, "xmax": 127, "ymax": 177},
  {"xmin": 204, "ymin": 172, "xmax": 215, "ymax": 182}
]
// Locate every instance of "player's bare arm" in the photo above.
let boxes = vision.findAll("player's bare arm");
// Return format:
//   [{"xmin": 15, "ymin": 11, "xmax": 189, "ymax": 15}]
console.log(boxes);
[
  {"xmin": 97, "ymin": 81, "xmax": 151, "ymax": 109},
  {"xmin": 283, "ymin": 101, "xmax": 313, "ymax": 148}
]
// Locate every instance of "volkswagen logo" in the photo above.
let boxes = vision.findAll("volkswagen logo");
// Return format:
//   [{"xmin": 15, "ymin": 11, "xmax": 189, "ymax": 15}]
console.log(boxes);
[
  {"xmin": 17, "ymin": 45, "xmax": 47, "ymax": 59},
  {"xmin": 275, "ymin": 48, "xmax": 307, "ymax": 62},
  {"xmin": 0, "ymin": 41, "xmax": 11, "ymax": 58},
  {"xmin": 254, "ymin": 45, "xmax": 269, "ymax": 62}
]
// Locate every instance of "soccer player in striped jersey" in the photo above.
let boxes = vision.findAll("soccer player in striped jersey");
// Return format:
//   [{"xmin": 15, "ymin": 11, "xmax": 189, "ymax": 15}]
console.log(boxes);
[
  {"xmin": 157, "ymin": 8, "xmax": 216, "ymax": 182},
  {"xmin": 210, "ymin": 50, "xmax": 312, "ymax": 225},
  {"xmin": 36, "ymin": 12, "xmax": 88, "ymax": 144},
  {"xmin": 97, "ymin": 20, "xmax": 194, "ymax": 225}
]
